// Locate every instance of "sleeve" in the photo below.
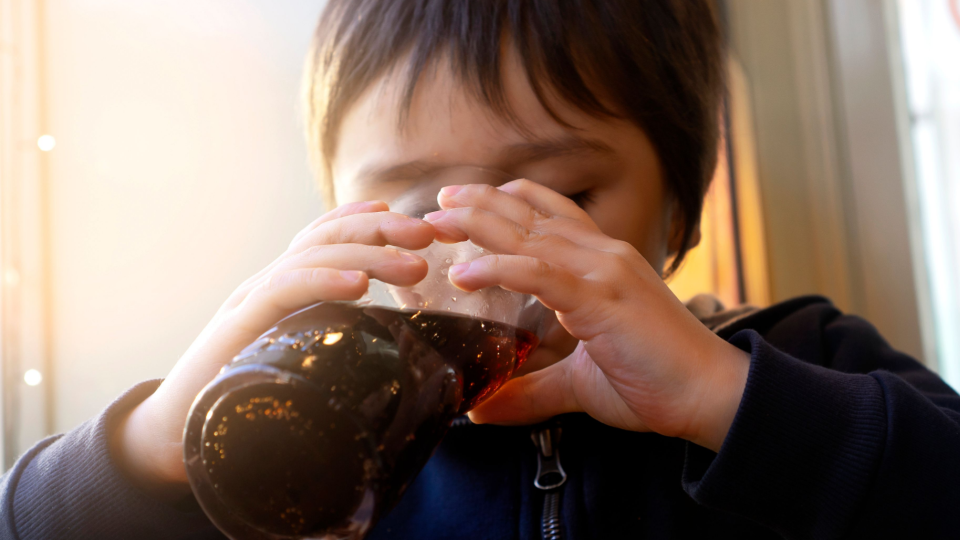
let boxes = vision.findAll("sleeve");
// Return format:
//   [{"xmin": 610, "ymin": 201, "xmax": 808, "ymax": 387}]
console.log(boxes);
[
  {"xmin": 0, "ymin": 380, "xmax": 223, "ymax": 540},
  {"xmin": 681, "ymin": 312, "xmax": 960, "ymax": 540}
]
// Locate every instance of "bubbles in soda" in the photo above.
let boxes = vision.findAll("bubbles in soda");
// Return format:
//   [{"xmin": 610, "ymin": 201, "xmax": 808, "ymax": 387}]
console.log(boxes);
[{"xmin": 191, "ymin": 303, "xmax": 538, "ymax": 538}]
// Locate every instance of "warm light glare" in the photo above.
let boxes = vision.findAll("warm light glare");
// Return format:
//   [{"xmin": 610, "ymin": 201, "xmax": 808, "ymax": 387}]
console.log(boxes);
[
  {"xmin": 322, "ymin": 332, "xmax": 343, "ymax": 345},
  {"xmin": 23, "ymin": 369, "xmax": 43, "ymax": 387},
  {"xmin": 37, "ymin": 134, "xmax": 56, "ymax": 152},
  {"xmin": 3, "ymin": 268, "xmax": 20, "ymax": 287}
]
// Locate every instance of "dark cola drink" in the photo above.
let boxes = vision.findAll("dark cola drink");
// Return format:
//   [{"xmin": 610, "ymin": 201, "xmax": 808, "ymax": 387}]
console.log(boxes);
[{"xmin": 184, "ymin": 302, "xmax": 538, "ymax": 539}]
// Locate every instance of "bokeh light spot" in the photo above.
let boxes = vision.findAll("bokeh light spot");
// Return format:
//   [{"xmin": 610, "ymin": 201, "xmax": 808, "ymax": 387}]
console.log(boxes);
[
  {"xmin": 24, "ymin": 369, "xmax": 43, "ymax": 386},
  {"xmin": 37, "ymin": 134, "xmax": 56, "ymax": 152}
]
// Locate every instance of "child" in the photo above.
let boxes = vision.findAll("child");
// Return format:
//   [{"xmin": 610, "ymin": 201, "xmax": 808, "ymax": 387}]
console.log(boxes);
[{"xmin": 4, "ymin": 1, "xmax": 959, "ymax": 538}]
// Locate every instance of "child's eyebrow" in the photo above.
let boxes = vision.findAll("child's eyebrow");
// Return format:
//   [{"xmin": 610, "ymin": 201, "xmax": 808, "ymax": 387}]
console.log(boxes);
[
  {"xmin": 498, "ymin": 135, "xmax": 615, "ymax": 170},
  {"xmin": 355, "ymin": 135, "xmax": 614, "ymax": 187},
  {"xmin": 354, "ymin": 161, "xmax": 448, "ymax": 187}
]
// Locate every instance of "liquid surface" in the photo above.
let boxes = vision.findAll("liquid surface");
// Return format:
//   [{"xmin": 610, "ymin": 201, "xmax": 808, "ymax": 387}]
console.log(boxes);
[{"xmin": 196, "ymin": 304, "xmax": 538, "ymax": 537}]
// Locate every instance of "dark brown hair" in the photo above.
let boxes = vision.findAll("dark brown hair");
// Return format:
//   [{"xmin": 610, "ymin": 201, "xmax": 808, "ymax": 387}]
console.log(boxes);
[{"xmin": 303, "ymin": 0, "xmax": 725, "ymax": 273}]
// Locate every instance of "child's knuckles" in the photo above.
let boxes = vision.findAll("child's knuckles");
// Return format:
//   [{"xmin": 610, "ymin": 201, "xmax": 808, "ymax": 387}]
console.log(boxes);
[
  {"xmin": 453, "ymin": 206, "xmax": 483, "ymax": 225},
  {"xmin": 332, "ymin": 200, "xmax": 387, "ymax": 219},
  {"xmin": 503, "ymin": 256, "xmax": 553, "ymax": 289},
  {"xmin": 512, "ymin": 221, "xmax": 542, "ymax": 246},
  {"xmin": 318, "ymin": 213, "xmax": 390, "ymax": 244},
  {"xmin": 540, "ymin": 233, "xmax": 576, "ymax": 259},
  {"xmin": 288, "ymin": 233, "xmax": 307, "ymax": 251},
  {"xmin": 606, "ymin": 239, "xmax": 640, "ymax": 260},
  {"xmin": 307, "ymin": 267, "xmax": 349, "ymax": 286},
  {"xmin": 604, "ymin": 280, "xmax": 630, "ymax": 303},
  {"xmin": 221, "ymin": 288, "xmax": 250, "ymax": 311},
  {"xmin": 383, "ymin": 246, "xmax": 415, "ymax": 261},
  {"xmin": 433, "ymin": 208, "xmax": 477, "ymax": 235},
  {"xmin": 470, "ymin": 254, "xmax": 509, "ymax": 282},
  {"xmin": 371, "ymin": 262, "xmax": 427, "ymax": 286},
  {"xmin": 595, "ymin": 251, "xmax": 636, "ymax": 281},
  {"xmin": 258, "ymin": 269, "xmax": 306, "ymax": 295},
  {"xmin": 531, "ymin": 258, "xmax": 554, "ymax": 281},
  {"xmin": 584, "ymin": 266, "xmax": 627, "ymax": 303},
  {"xmin": 304, "ymin": 219, "xmax": 349, "ymax": 246},
  {"xmin": 525, "ymin": 204, "xmax": 553, "ymax": 229},
  {"xmin": 562, "ymin": 299, "xmax": 617, "ymax": 337},
  {"xmin": 348, "ymin": 200, "xmax": 388, "ymax": 214},
  {"xmin": 259, "ymin": 268, "xmax": 319, "ymax": 294},
  {"xmin": 293, "ymin": 202, "xmax": 375, "ymax": 243},
  {"xmin": 312, "ymin": 269, "xmax": 368, "ymax": 299},
  {"xmin": 461, "ymin": 183, "xmax": 498, "ymax": 200},
  {"xmin": 537, "ymin": 216, "xmax": 584, "ymax": 238},
  {"xmin": 434, "ymin": 226, "xmax": 469, "ymax": 244},
  {"xmin": 379, "ymin": 216, "xmax": 434, "ymax": 240},
  {"xmin": 237, "ymin": 269, "xmax": 269, "ymax": 291},
  {"xmin": 371, "ymin": 249, "xmax": 425, "ymax": 270},
  {"xmin": 258, "ymin": 272, "xmax": 283, "ymax": 293},
  {"xmin": 297, "ymin": 244, "xmax": 333, "ymax": 262},
  {"xmin": 502, "ymin": 178, "xmax": 536, "ymax": 197}
]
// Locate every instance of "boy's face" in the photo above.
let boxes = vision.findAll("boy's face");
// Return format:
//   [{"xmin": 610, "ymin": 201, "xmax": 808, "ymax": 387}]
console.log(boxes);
[{"xmin": 331, "ymin": 48, "xmax": 680, "ymax": 367}]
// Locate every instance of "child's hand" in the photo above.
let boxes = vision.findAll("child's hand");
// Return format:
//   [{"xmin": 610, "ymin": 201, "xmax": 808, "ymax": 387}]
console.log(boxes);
[
  {"xmin": 424, "ymin": 181, "xmax": 750, "ymax": 452},
  {"xmin": 112, "ymin": 201, "xmax": 435, "ymax": 497}
]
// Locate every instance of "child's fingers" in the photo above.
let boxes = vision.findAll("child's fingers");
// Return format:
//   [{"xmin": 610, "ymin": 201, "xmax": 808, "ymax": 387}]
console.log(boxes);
[
  {"xmin": 498, "ymin": 179, "xmax": 600, "ymax": 229},
  {"xmin": 434, "ymin": 183, "xmax": 611, "ymax": 250},
  {"xmin": 290, "ymin": 200, "xmax": 389, "ymax": 245},
  {"xmin": 424, "ymin": 207, "xmax": 597, "ymax": 276},
  {"xmin": 446, "ymin": 254, "xmax": 587, "ymax": 313},
  {"xmin": 229, "ymin": 245, "xmax": 427, "ymax": 307},
  {"xmin": 235, "ymin": 268, "xmax": 369, "ymax": 334},
  {"xmin": 231, "ymin": 211, "xmax": 433, "ymax": 311},
  {"xmin": 436, "ymin": 181, "xmax": 598, "ymax": 234},
  {"xmin": 272, "ymin": 244, "xmax": 428, "ymax": 287},
  {"xmin": 289, "ymin": 211, "xmax": 435, "ymax": 253},
  {"xmin": 436, "ymin": 183, "xmax": 573, "ymax": 230},
  {"xmin": 467, "ymin": 357, "xmax": 581, "ymax": 425},
  {"xmin": 242, "ymin": 205, "xmax": 421, "ymax": 291}
]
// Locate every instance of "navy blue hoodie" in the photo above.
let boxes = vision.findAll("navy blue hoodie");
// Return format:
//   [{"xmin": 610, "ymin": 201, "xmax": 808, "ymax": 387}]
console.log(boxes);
[{"xmin": 3, "ymin": 296, "xmax": 959, "ymax": 539}]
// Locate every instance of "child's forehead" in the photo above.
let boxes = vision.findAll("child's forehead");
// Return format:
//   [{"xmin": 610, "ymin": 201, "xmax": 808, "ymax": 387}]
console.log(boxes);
[{"xmin": 331, "ymin": 52, "xmax": 624, "ymax": 193}]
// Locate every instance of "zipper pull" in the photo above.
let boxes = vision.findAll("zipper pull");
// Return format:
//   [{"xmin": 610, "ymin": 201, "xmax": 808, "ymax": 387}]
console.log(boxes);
[{"xmin": 531, "ymin": 425, "xmax": 566, "ymax": 490}]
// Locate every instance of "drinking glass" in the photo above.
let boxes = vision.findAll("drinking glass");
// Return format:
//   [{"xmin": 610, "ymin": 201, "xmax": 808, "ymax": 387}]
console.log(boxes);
[{"xmin": 183, "ymin": 167, "xmax": 545, "ymax": 539}]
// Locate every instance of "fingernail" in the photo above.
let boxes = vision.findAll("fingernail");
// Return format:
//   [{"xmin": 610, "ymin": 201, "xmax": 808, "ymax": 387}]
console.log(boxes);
[
  {"xmin": 448, "ymin": 262, "xmax": 471, "ymax": 278},
  {"xmin": 339, "ymin": 270, "xmax": 364, "ymax": 282},
  {"xmin": 440, "ymin": 185, "xmax": 463, "ymax": 197},
  {"xmin": 398, "ymin": 251, "xmax": 420, "ymax": 263},
  {"xmin": 423, "ymin": 210, "xmax": 447, "ymax": 222}
]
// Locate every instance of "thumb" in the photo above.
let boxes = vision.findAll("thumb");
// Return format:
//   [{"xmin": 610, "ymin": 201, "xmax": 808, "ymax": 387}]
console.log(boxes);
[{"xmin": 468, "ymin": 356, "xmax": 581, "ymax": 425}]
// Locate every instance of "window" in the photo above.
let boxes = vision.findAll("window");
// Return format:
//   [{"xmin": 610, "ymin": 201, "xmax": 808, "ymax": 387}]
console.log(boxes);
[{"xmin": 898, "ymin": 0, "xmax": 960, "ymax": 389}]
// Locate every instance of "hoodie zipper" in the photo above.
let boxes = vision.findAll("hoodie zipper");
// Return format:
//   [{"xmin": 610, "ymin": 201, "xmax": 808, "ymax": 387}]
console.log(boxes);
[
  {"xmin": 450, "ymin": 417, "xmax": 567, "ymax": 539},
  {"xmin": 532, "ymin": 423, "xmax": 566, "ymax": 540}
]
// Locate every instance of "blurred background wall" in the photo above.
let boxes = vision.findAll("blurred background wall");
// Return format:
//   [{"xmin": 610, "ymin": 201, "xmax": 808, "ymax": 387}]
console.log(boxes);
[
  {"xmin": 1, "ymin": 0, "xmax": 959, "ymax": 466},
  {"xmin": 1, "ymin": 0, "xmax": 326, "ymax": 464}
]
